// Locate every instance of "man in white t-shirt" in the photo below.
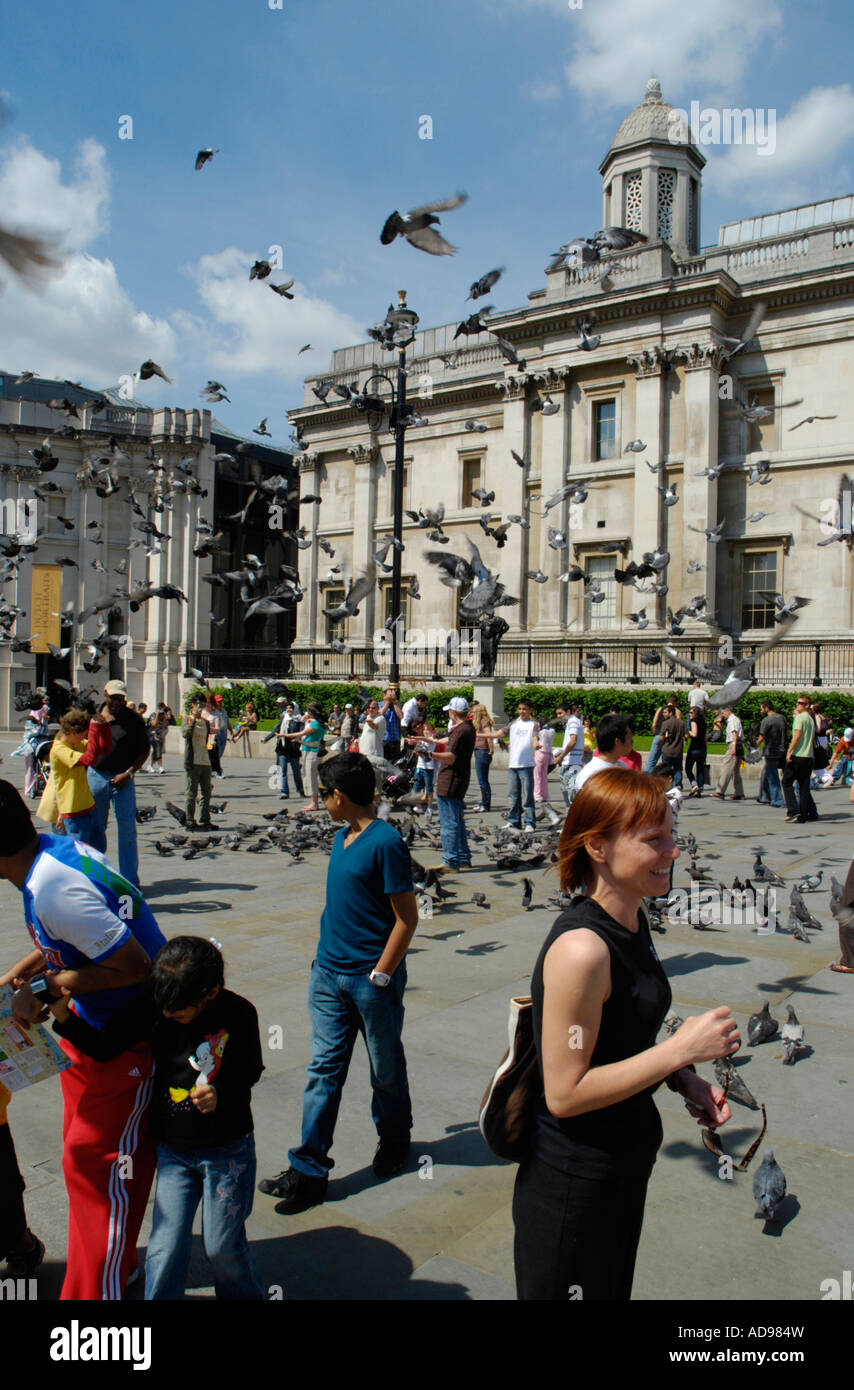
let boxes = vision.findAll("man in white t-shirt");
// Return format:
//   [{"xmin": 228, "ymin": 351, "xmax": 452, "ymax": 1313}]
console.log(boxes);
[
  {"xmin": 553, "ymin": 702, "xmax": 584, "ymax": 807},
  {"xmin": 495, "ymin": 699, "xmax": 539, "ymax": 832},
  {"xmin": 401, "ymin": 694, "xmax": 427, "ymax": 736},
  {"xmin": 712, "ymin": 706, "xmax": 744, "ymax": 800},
  {"xmin": 689, "ymin": 681, "xmax": 709, "ymax": 711},
  {"xmin": 574, "ymin": 715, "xmax": 635, "ymax": 792}
]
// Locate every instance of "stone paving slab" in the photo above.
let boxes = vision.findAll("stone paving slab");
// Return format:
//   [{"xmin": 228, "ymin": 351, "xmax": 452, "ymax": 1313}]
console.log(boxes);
[{"xmin": 0, "ymin": 736, "xmax": 851, "ymax": 1302}]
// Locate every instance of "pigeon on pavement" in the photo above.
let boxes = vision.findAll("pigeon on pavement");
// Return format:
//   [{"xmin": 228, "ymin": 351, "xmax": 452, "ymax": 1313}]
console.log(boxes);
[
  {"xmin": 747, "ymin": 1001, "xmax": 779, "ymax": 1047},
  {"xmin": 753, "ymin": 1149, "xmax": 787, "ymax": 1221}
]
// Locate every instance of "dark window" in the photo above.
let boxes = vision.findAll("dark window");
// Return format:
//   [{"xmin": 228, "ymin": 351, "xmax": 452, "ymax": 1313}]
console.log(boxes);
[
  {"xmin": 594, "ymin": 400, "xmax": 616, "ymax": 460},
  {"xmin": 741, "ymin": 552, "xmax": 776, "ymax": 629}
]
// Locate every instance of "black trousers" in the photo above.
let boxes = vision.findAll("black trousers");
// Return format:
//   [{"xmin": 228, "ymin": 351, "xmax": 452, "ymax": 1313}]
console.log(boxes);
[
  {"xmin": 782, "ymin": 756, "xmax": 814, "ymax": 819},
  {"xmin": 513, "ymin": 1153, "xmax": 650, "ymax": 1300},
  {"xmin": 684, "ymin": 748, "xmax": 706, "ymax": 790},
  {"xmin": 0, "ymin": 1123, "xmax": 27, "ymax": 1259}
]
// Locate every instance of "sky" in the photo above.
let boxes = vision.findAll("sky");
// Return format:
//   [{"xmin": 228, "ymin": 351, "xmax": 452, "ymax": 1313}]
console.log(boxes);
[{"xmin": 2, "ymin": 0, "xmax": 853, "ymax": 440}]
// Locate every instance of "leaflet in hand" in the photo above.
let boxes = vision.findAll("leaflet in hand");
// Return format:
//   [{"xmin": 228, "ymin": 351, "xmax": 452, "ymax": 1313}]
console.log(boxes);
[{"xmin": 0, "ymin": 983, "xmax": 71, "ymax": 1091}]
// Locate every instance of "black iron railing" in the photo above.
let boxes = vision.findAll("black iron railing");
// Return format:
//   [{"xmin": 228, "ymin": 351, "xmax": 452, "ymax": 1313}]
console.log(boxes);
[{"xmin": 187, "ymin": 640, "xmax": 852, "ymax": 686}]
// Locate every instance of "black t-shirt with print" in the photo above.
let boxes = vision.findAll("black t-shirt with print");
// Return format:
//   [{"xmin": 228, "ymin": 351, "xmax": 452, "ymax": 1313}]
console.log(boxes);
[{"xmin": 150, "ymin": 989, "xmax": 264, "ymax": 1149}]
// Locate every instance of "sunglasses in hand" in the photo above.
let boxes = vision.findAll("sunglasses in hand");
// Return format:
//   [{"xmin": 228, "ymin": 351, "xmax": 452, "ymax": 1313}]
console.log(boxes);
[{"xmin": 700, "ymin": 1072, "xmax": 767, "ymax": 1171}]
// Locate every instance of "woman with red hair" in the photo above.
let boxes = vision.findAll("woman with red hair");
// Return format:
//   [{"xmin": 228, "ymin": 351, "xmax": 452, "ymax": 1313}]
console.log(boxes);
[{"xmin": 513, "ymin": 769, "xmax": 740, "ymax": 1300}]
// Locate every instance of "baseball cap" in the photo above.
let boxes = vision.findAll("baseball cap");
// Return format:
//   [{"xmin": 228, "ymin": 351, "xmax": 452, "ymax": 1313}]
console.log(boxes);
[
  {"xmin": 104, "ymin": 680, "xmax": 127, "ymax": 696},
  {"xmin": 443, "ymin": 696, "xmax": 469, "ymax": 713},
  {"xmin": 276, "ymin": 696, "xmax": 287, "ymax": 704},
  {"xmin": 344, "ymin": 703, "xmax": 353, "ymax": 709},
  {"xmin": 214, "ymin": 694, "xmax": 223, "ymax": 703},
  {"xmin": 845, "ymin": 728, "xmax": 854, "ymax": 740}
]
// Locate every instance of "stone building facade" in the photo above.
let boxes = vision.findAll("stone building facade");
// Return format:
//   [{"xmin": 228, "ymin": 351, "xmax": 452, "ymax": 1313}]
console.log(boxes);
[
  {"xmin": 0, "ymin": 377, "xmax": 296, "ymax": 722},
  {"xmin": 289, "ymin": 79, "xmax": 854, "ymax": 675}
]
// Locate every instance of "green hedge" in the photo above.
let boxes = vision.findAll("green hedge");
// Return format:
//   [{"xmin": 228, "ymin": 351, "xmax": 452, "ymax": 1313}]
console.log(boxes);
[
  {"xmin": 183, "ymin": 682, "xmax": 853, "ymax": 737},
  {"xmin": 182, "ymin": 682, "xmax": 475, "ymax": 726}
]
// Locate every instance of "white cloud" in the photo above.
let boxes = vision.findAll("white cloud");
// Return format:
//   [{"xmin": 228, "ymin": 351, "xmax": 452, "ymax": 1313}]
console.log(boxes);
[
  {"xmin": 0, "ymin": 136, "xmax": 361, "ymax": 397},
  {"xmin": 0, "ymin": 137, "xmax": 174, "ymax": 385},
  {"xmin": 521, "ymin": 79, "xmax": 562, "ymax": 103},
  {"xmin": 1, "ymin": 250, "xmax": 177, "ymax": 387},
  {"xmin": 705, "ymin": 85, "xmax": 854, "ymax": 201},
  {"xmin": 0, "ymin": 136, "xmax": 110, "ymax": 250},
  {"xmin": 179, "ymin": 247, "xmax": 363, "ymax": 377},
  {"xmin": 565, "ymin": 0, "xmax": 783, "ymax": 107}
]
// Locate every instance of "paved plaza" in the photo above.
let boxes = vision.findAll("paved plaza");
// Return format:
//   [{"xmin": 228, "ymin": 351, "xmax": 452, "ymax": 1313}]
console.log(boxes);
[{"xmin": 1, "ymin": 737, "xmax": 852, "ymax": 1302}]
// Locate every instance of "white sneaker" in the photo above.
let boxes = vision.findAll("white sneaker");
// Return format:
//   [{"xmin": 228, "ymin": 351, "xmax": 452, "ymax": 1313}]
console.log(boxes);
[{"xmin": 522, "ymin": 825, "xmax": 535, "ymax": 834}]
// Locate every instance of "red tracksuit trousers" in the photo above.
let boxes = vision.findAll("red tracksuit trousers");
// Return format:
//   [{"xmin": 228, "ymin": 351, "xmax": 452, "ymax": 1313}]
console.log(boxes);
[{"xmin": 59, "ymin": 1038, "xmax": 156, "ymax": 1300}]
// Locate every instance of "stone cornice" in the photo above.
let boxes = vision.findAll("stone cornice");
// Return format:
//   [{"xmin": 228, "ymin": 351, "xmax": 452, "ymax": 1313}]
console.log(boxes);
[{"xmin": 298, "ymin": 452, "xmax": 321, "ymax": 472}]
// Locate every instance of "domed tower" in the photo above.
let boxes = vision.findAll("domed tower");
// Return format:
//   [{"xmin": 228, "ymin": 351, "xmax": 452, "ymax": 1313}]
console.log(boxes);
[{"xmin": 599, "ymin": 77, "xmax": 705, "ymax": 256}]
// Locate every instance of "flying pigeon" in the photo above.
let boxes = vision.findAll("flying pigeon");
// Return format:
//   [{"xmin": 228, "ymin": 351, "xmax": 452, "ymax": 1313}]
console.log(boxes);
[
  {"xmin": 138, "ymin": 360, "xmax": 172, "ymax": 384},
  {"xmin": 195, "ymin": 148, "xmax": 219, "ymax": 170},
  {"xmin": 467, "ymin": 268, "xmax": 503, "ymax": 300},
  {"xmin": 713, "ymin": 1058, "xmax": 759, "ymax": 1110},
  {"xmin": 380, "ymin": 193, "xmax": 468, "ymax": 255}
]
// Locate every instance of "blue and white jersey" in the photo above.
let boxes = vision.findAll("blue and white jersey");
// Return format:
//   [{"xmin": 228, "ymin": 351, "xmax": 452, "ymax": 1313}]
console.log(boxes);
[{"xmin": 22, "ymin": 835, "xmax": 165, "ymax": 1029}]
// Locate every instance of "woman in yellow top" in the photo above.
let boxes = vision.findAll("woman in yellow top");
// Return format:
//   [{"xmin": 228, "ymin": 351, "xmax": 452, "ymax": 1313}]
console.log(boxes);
[
  {"xmin": 582, "ymin": 716, "xmax": 596, "ymax": 763},
  {"xmin": 37, "ymin": 709, "xmax": 112, "ymax": 852}
]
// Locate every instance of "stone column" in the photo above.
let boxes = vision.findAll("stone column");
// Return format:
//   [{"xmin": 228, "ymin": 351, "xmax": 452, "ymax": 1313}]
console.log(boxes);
[
  {"xmin": 626, "ymin": 350, "xmax": 666, "ymax": 630},
  {"xmin": 679, "ymin": 343, "xmax": 726, "ymax": 631},
  {"xmin": 294, "ymin": 452, "xmax": 320, "ymax": 647},
  {"xmin": 497, "ymin": 382, "xmax": 529, "ymax": 637},
  {"xmin": 348, "ymin": 443, "xmax": 378, "ymax": 647},
  {"xmin": 534, "ymin": 368, "xmax": 571, "ymax": 636}
]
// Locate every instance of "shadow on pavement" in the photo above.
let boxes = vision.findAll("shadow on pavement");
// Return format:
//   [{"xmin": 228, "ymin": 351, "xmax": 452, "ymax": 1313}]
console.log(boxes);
[
  {"xmin": 663, "ymin": 952, "xmax": 750, "ymax": 976},
  {"xmin": 141, "ymin": 1227, "xmax": 472, "ymax": 1300}
]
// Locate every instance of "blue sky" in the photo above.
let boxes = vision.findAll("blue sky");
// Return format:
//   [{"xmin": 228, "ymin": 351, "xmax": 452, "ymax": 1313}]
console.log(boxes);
[{"xmin": 3, "ymin": 0, "xmax": 853, "ymax": 439}]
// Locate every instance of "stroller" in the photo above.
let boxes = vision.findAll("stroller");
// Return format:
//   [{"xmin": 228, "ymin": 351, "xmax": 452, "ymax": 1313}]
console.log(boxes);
[
  {"xmin": 33, "ymin": 734, "xmax": 55, "ymax": 797},
  {"xmin": 10, "ymin": 719, "xmax": 53, "ymax": 799}
]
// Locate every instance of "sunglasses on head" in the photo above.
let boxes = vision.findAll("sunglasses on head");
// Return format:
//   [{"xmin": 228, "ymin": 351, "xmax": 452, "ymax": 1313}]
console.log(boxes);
[{"xmin": 701, "ymin": 1072, "xmax": 767, "ymax": 1171}]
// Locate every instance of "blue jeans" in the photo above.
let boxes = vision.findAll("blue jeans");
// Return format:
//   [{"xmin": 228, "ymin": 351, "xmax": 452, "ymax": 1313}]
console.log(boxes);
[
  {"xmin": 645, "ymin": 735, "xmax": 663, "ymax": 773},
  {"xmin": 61, "ymin": 807, "xmax": 106, "ymax": 853},
  {"xmin": 277, "ymin": 754, "xmax": 304, "ymax": 796},
  {"xmin": 758, "ymin": 758, "xmax": 784, "ymax": 807},
  {"xmin": 289, "ymin": 962, "xmax": 411, "ymax": 1180},
  {"xmin": 144, "ymin": 1134, "xmax": 264, "ymax": 1300},
  {"xmin": 436, "ymin": 794, "xmax": 471, "ymax": 868},
  {"xmin": 507, "ymin": 766, "xmax": 535, "ymax": 829},
  {"xmin": 474, "ymin": 750, "xmax": 492, "ymax": 809},
  {"xmin": 86, "ymin": 767, "xmax": 140, "ymax": 888}
]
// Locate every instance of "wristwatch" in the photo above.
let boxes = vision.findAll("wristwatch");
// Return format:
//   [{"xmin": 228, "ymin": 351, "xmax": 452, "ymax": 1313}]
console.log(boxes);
[{"xmin": 369, "ymin": 969, "xmax": 391, "ymax": 988}]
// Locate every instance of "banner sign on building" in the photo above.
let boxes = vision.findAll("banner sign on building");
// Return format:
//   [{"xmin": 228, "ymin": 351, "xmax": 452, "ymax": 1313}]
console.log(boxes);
[{"xmin": 29, "ymin": 566, "xmax": 62, "ymax": 654}]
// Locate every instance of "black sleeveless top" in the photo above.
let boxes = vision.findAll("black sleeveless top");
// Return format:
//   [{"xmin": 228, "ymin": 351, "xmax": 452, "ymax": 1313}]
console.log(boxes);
[
  {"xmin": 688, "ymin": 709, "xmax": 707, "ymax": 751},
  {"xmin": 528, "ymin": 896, "xmax": 672, "ymax": 1179}
]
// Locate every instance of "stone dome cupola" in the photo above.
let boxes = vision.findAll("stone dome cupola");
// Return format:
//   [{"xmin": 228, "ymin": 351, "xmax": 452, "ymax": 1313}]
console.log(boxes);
[{"xmin": 599, "ymin": 77, "xmax": 705, "ymax": 256}]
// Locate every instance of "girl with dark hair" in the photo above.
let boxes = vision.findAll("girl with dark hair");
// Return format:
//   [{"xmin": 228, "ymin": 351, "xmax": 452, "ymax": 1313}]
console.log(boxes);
[
  {"xmin": 144, "ymin": 936, "xmax": 265, "ymax": 1300},
  {"xmin": 513, "ymin": 769, "xmax": 741, "ymax": 1300}
]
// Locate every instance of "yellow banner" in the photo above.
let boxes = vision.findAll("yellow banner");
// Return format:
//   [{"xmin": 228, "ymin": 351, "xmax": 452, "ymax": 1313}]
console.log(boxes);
[{"xmin": 29, "ymin": 566, "xmax": 62, "ymax": 654}]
